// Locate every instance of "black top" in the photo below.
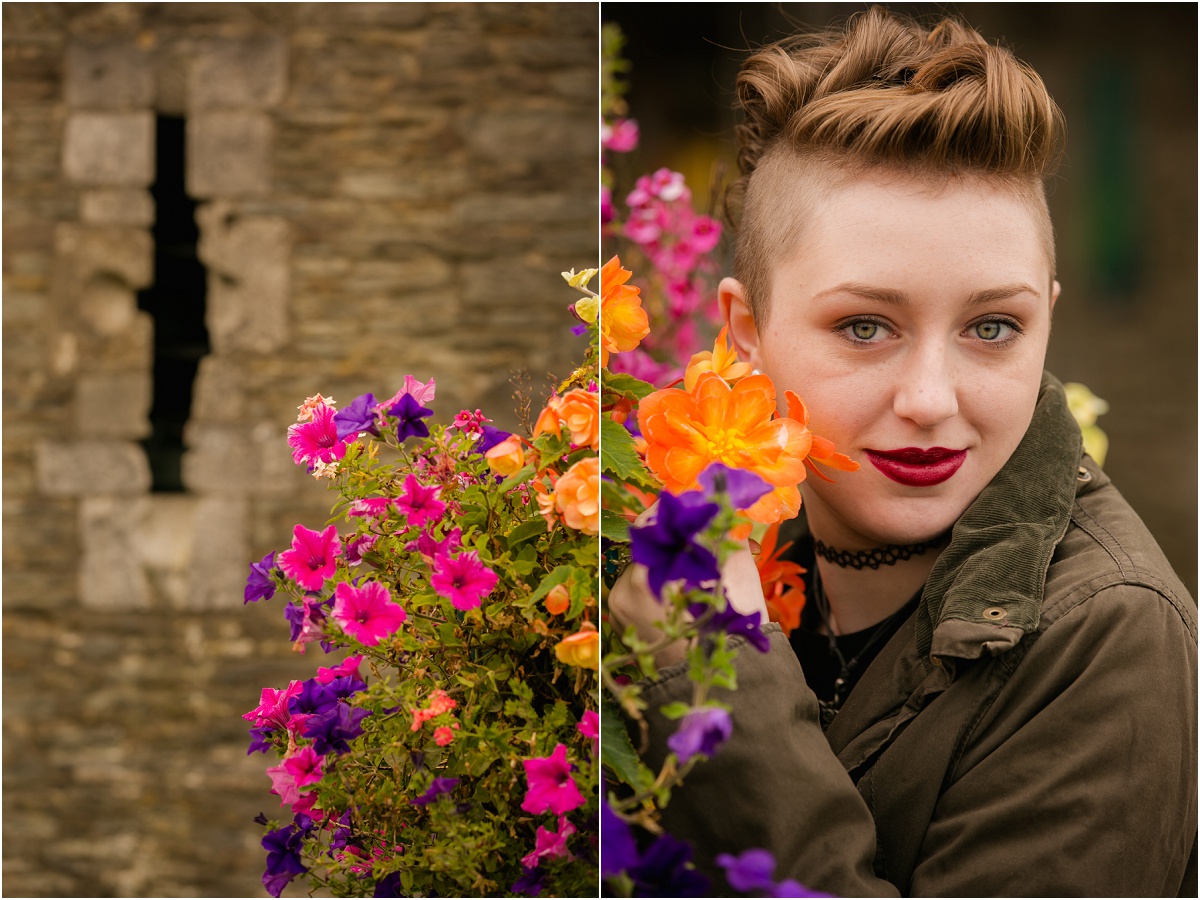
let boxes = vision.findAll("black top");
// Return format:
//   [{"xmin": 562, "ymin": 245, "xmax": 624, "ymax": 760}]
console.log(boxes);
[{"xmin": 785, "ymin": 537, "xmax": 920, "ymax": 719}]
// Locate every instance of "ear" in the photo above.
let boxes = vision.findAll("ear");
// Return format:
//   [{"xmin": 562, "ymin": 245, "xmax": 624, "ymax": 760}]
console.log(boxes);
[
  {"xmin": 1050, "ymin": 279, "xmax": 1061, "ymax": 314},
  {"xmin": 719, "ymin": 277, "xmax": 764, "ymax": 370}
]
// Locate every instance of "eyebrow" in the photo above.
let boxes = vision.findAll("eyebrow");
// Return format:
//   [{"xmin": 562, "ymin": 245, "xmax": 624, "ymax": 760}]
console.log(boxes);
[{"xmin": 812, "ymin": 281, "xmax": 1043, "ymax": 307}]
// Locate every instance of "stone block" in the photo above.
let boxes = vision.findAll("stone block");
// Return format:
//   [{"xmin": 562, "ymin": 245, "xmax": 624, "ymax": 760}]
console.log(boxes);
[
  {"xmin": 78, "ymin": 496, "xmax": 152, "ymax": 610},
  {"xmin": 79, "ymin": 189, "xmax": 154, "ymax": 226},
  {"xmin": 188, "ymin": 35, "xmax": 287, "ymax": 111},
  {"xmin": 78, "ymin": 274, "xmax": 139, "ymax": 338},
  {"xmin": 185, "ymin": 497, "xmax": 248, "ymax": 610},
  {"xmin": 180, "ymin": 424, "xmax": 260, "ymax": 495},
  {"xmin": 463, "ymin": 110, "xmax": 594, "ymax": 163},
  {"xmin": 187, "ymin": 113, "xmax": 271, "ymax": 198},
  {"xmin": 65, "ymin": 37, "xmax": 155, "ymax": 109},
  {"xmin": 189, "ymin": 356, "xmax": 247, "ymax": 423},
  {"xmin": 55, "ymin": 224, "xmax": 153, "ymax": 291},
  {"xmin": 75, "ymin": 372, "xmax": 151, "ymax": 439},
  {"xmin": 195, "ymin": 202, "xmax": 289, "ymax": 353},
  {"xmin": 63, "ymin": 112, "xmax": 154, "ymax": 187},
  {"xmin": 36, "ymin": 440, "xmax": 151, "ymax": 496}
]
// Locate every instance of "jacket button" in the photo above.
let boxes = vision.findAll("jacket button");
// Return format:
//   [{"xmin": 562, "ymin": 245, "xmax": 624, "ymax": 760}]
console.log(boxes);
[
  {"xmin": 1077, "ymin": 466, "xmax": 1093, "ymax": 484},
  {"xmin": 983, "ymin": 606, "xmax": 1006, "ymax": 620}
]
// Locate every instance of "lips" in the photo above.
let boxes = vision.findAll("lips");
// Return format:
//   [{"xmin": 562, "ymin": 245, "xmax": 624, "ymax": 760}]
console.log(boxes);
[{"xmin": 863, "ymin": 447, "xmax": 966, "ymax": 487}]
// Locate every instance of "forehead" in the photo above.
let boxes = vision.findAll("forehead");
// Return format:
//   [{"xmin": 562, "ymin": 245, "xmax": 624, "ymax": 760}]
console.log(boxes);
[{"xmin": 768, "ymin": 165, "xmax": 1054, "ymax": 288}]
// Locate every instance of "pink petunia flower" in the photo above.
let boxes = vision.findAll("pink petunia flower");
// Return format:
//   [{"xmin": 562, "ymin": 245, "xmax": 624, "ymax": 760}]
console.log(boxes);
[
  {"xmin": 243, "ymin": 681, "xmax": 303, "ymax": 730},
  {"xmin": 378, "ymin": 374, "xmax": 436, "ymax": 412},
  {"xmin": 408, "ymin": 526, "xmax": 462, "ymax": 565},
  {"xmin": 266, "ymin": 761, "xmax": 300, "ymax": 808},
  {"xmin": 332, "ymin": 580, "xmax": 407, "ymax": 646},
  {"xmin": 316, "ymin": 655, "xmax": 364, "ymax": 685},
  {"xmin": 283, "ymin": 745, "xmax": 325, "ymax": 788},
  {"xmin": 348, "ymin": 497, "xmax": 394, "ymax": 519},
  {"xmin": 278, "ymin": 524, "xmax": 341, "ymax": 592},
  {"xmin": 520, "ymin": 743, "xmax": 586, "ymax": 816},
  {"xmin": 394, "ymin": 474, "xmax": 446, "ymax": 529},
  {"xmin": 430, "ymin": 550, "xmax": 498, "ymax": 612},
  {"xmin": 287, "ymin": 404, "xmax": 348, "ymax": 471},
  {"xmin": 578, "ymin": 709, "xmax": 599, "ymax": 756},
  {"xmin": 520, "ymin": 816, "xmax": 577, "ymax": 870}
]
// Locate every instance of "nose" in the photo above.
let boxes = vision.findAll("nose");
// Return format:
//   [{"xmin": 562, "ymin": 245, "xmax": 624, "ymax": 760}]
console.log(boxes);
[{"xmin": 892, "ymin": 343, "xmax": 959, "ymax": 429}]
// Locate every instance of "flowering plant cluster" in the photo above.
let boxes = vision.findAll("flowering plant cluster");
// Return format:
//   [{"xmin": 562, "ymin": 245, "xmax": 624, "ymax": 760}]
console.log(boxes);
[
  {"xmin": 601, "ymin": 23, "xmax": 725, "ymax": 389},
  {"xmin": 243, "ymin": 272, "xmax": 602, "ymax": 897},
  {"xmin": 599, "ymin": 254, "xmax": 853, "ymax": 897}
]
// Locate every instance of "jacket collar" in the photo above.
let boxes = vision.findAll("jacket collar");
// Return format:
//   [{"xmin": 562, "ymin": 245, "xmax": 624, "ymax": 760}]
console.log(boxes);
[{"xmin": 918, "ymin": 371, "xmax": 1081, "ymax": 664}]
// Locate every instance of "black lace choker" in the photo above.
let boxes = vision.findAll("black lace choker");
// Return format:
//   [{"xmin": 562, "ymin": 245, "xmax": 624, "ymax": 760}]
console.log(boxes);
[{"xmin": 814, "ymin": 533, "xmax": 948, "ymax": 570}]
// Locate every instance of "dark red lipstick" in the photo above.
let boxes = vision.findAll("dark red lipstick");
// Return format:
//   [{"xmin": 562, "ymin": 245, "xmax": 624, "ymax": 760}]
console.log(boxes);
[{"xmin": 864, "ymin": 447, "xmax": 966, "ymax": 487}]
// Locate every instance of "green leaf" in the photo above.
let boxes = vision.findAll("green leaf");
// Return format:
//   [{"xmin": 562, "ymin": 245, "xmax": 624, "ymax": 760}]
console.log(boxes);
[
  {"xmin": 497, "ymin": 464, "xmax": 535, "ymax": 492},
  {"xmin": 603, "ymin": 370, "xmax": 656, "ymax": 401},
  {"xmin": 600, "ymin": 691, "xmax": 654, "ymax": 793},
  {"xmin": 601, "ymin": 507, "xmax": 630, "ymax": 543},
  {"xmin": 657, "ymin": 701, "xmax": 691, "ymax": 720},
  {"xmin": 505, "ymin": 517, "xmax": 549, "ymax": 548},
  {"xmin": 600, "ymin": 417, "xmax": 651, "ymax": 483}
]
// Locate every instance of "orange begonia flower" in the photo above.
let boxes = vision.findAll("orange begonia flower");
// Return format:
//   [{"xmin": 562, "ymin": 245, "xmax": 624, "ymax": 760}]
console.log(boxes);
[
  {"xmin": 533, "ymin": 396, "xmax": 562, "ymax": 439},
  {"xmin": 755, "ymin": 522, "xmax": 807, "ymax": 636},
  {"xmin": 532, "ymin": 479, "xmax": 558, "ymax": 531},
  {"xmin": 554, "ymin": 456, "xmax": 600, "ymax": 535},
  {"xmin": 639, "ymin": 371, "xmax": 811, "ymax": 525},
  {"xmin": 554, "ymin": 624, "xmax": 599, "ymax": 669},
  {"xmin": 485, "ymin": 436, "xmax": 525, "ymax": 476},
  {"xmin": 557, "ymin": 388, "xmax": 601, "ymax": 450},
  {"xmin": 784, "ymin": 391, "xmax": 860, "ymax": 482},
  {"xmin": 684, "ymin": 325, "xmax": 753, "ymax": 391},
  {"xmin": 600, "ymin": 256, "xmax": 650, "ymax": 368}
]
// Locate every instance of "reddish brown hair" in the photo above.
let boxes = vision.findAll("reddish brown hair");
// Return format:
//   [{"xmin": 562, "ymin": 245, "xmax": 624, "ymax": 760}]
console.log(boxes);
[{"xmin": 729, "ymin": 6, "xmax": 1066, "ymax": 322}]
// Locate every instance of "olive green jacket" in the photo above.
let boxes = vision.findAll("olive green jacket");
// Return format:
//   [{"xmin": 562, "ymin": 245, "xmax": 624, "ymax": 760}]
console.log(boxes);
[{"xmin": 641, "ymin": 374, "xmax": 1197, "ymax": 896}]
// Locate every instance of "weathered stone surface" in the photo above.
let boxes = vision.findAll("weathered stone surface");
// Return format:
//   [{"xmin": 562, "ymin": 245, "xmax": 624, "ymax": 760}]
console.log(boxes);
[
  {"xmin": 75, "ymin": 371, "xmax": 151, "ymax": 438},
  {"xmin": 55, "ymin": 222, "xmax": 152, "ymax": 290},
  {"xmin": 180, "ymin": 423, "xmax": 261, "ymax": 495},
  {"xmin": 188, "ymin": 35, "xmax": 287, "ymax": 110},
  {"xmin": 62, "ymin": 111, "xmax": 154, "ymax": 186},
  {"xmin": 79, "ymin": 187, "xmax": 153, "ymax": 225},
  {"xmin": 64, "ymin": 36, "xmax": 154, "ymax": 108},
  {"xmin": 185, "ymin": 496, "xmax": 248, "ymax": 609},
  {"xmin": 78, "ymin": 495, "xmax": 152, "ymax": 609},
  {"xmin": 186, "ymin": 112, "xmax": 271, "ymax": 198},
  {"xmin": 35, "ymin": 440, "xmax": 151, "ymax": 496},
  {"xmin": 195, "ymin": 202, "xmax": 290, "ymax": 353},
  {"xmin": 77, "ymin": 273, "xmax": 139, "ymax": 337}
]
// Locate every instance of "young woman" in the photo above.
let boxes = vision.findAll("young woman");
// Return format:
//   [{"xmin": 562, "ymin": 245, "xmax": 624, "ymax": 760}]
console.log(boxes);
[{"xmin": 609, "ymin": 8, "xmax": 1196, "ymax": 896}]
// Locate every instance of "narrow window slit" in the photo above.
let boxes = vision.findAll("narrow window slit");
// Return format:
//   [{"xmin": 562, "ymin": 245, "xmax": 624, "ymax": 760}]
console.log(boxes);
[{"xmin": 136, "ymin": 115, "xmax": 210, "ymax": 493}]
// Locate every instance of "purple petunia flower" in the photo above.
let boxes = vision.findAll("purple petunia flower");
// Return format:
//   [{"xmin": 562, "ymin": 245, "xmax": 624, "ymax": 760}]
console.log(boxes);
[
  {"xmin": 261, "ymin": 819, "xmax": 310, "ymax": 898},
  {"xmin": 410, "ymin": 776, "xmax": 461, "ymax": 807},
  {"xmin": 601, "ymin": 800, "xmax": 639, "ymax": 879},
  {"xmin": 716, "ymin": 848, "xmax": 833, "ymax": 897},
  {"xmin": 512, "ymin": 866, "xmax": 546, "ymax": 897},
  {"xmin": 696, "ymin": 463, "xmax": 772, "ymax": 511},
  {"xmin": 629, "ymin": 831, "xmax": 709, "ymax": 897},
  {"xmin": 333, "ymin": 392, "xmax": 379, "ymax": 440},
  {"xmin": 388, "ymin": 392, "xmax": 434, "ymax": 442},
  {"xmin": 288, "ymin": 679, "xmax": 337, "ymax": 719},
  {"xmin": 629, "ymin": 490, "xmax": 721, "ymax": 598},
  {"xmin": 248, "ymin": 726, "xmax": 274, "ymax": 755},
  {"xmin": 303, "ymin": 703, "xmax": 371, "ymax": 756},
  {"xmin": 373, "ymin": 872, "xmax": 403, "ymax": 897},
  {"xmin": 688, "ymin": 599, "xmax": 771, "ymax": 654},
  {"xmin": 667, "ymin": 706, "xmax": 733, "ymax": 765},
  {"xmin": 474, "ymin": 423, "xmax": 512, "ymax": 456},
  {"xmin": 245, "ymin": 551, "xmax": 277, "ymax": 604}
]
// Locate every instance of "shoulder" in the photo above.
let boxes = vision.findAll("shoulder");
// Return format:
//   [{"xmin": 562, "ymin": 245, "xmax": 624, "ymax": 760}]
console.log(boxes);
[{"xmin": 1041, "ymin": 457, "xmax": 1195, "ymax": 642}]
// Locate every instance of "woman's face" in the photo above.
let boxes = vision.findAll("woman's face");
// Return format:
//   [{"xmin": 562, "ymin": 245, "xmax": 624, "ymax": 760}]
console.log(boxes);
[{"xmin": 723, "ymin": 171, "xmax": 1059, "ymax": 548}]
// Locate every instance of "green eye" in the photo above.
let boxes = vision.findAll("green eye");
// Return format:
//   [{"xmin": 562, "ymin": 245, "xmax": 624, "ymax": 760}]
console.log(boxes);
[
  {"xmin": 973, "ymin": 320, "xmax": 1011, "ymax": 341},
  {"xmin": 852, "ymin": 321, "xmax": 879, "ymax": 340}
]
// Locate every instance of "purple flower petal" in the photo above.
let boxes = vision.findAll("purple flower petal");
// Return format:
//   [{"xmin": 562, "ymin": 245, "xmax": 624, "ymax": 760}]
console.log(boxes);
[
  {"xmin": 697, "ymin": 463, "xmax": 772, "ymax": 511},
  {"xmin": 666, "ymin": 706, "xmax": 733, "ymax": 765},
  {"xmin": 245, "ymin": 551, "xmax": 277, "ymax": 604},
  {"xmin": 629, "ymin": 491, "xmax": 720, "ymax": 597},
  {"xmin": 333, "ymin": 392, "xmax": 379, "ymax": 440},
  {"xmin": 388, "ymin": 393, "xmax": 434, "ymax": 442}
]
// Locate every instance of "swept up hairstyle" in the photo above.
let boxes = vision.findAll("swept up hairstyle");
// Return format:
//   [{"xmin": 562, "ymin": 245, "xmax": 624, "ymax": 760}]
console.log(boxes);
[{"xmin": 728, "ymin": 6, "xmax": 1066, "ymax": 323}]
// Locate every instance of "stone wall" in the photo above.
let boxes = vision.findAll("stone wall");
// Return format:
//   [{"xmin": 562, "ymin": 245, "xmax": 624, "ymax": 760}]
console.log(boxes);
[{"xmin": 3, "ymin": 4, "xmax": 597, "ymax": 896}]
